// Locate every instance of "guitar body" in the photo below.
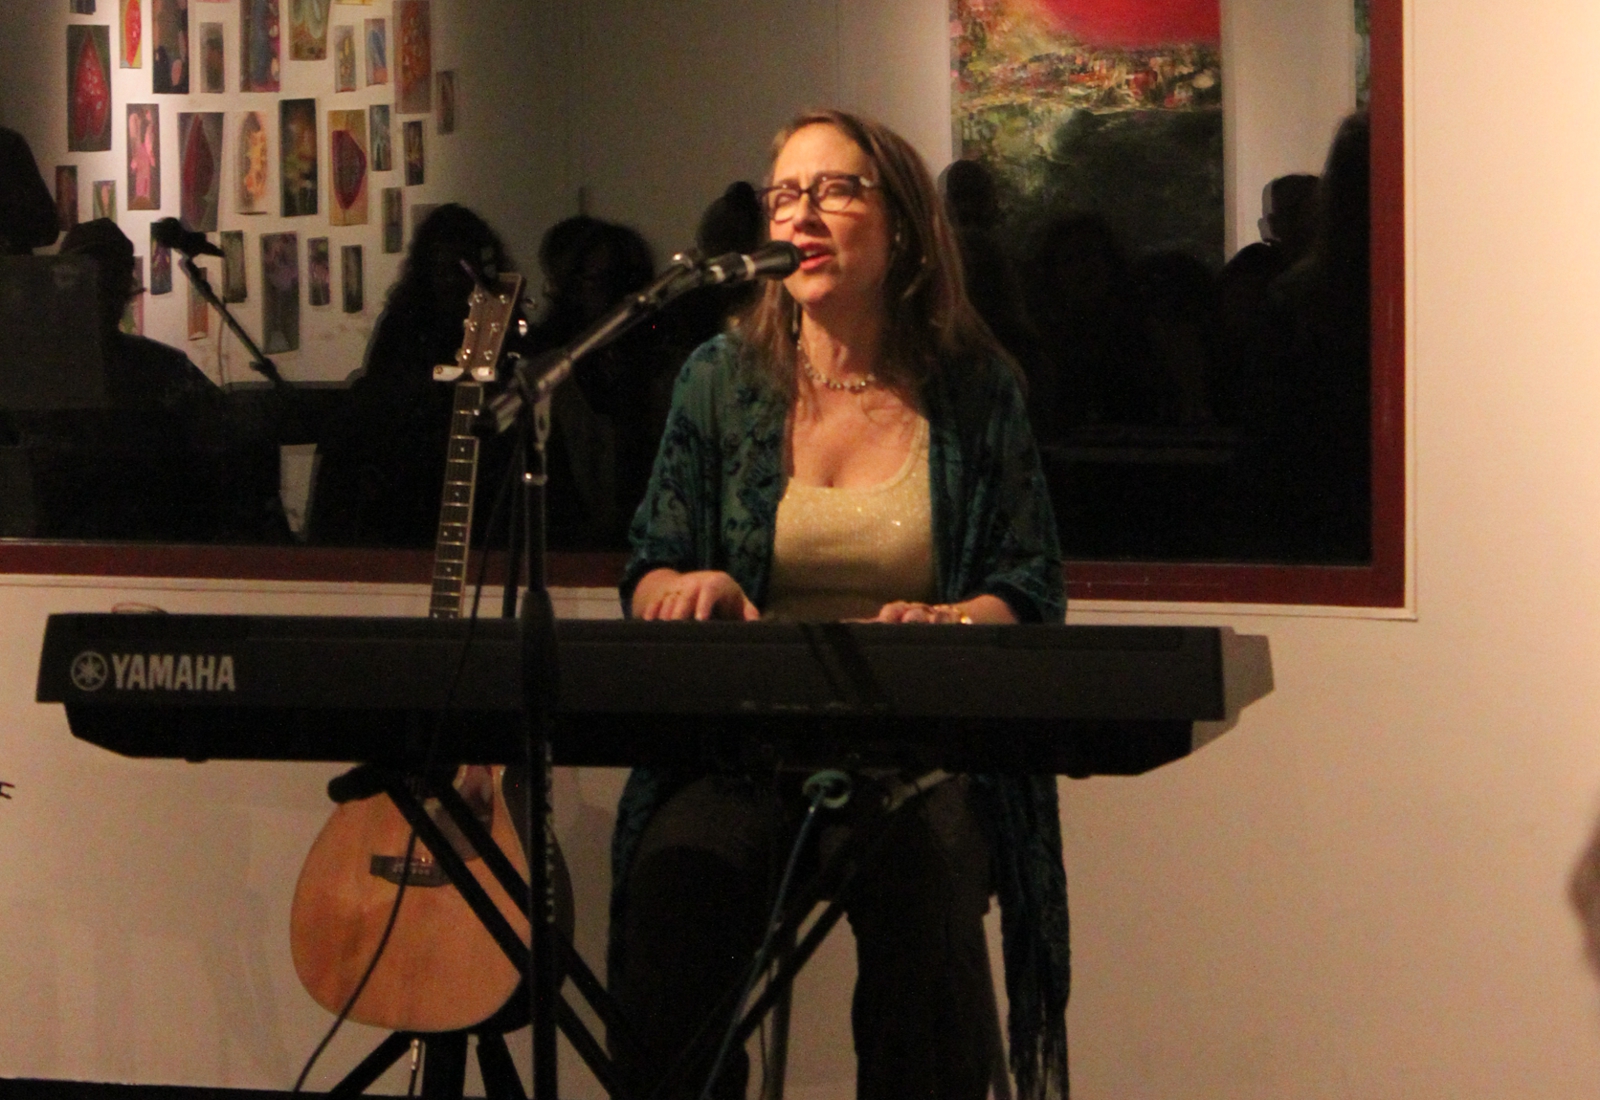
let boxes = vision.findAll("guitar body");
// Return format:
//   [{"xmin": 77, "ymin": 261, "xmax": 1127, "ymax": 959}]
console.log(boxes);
[
  {"xmin": 288, "ymin": 274, "xmax": 559, "ymax": 1034},
  {"xmin": 289, "ymin": 767, "xmax": 530, "ymax": 1033}
]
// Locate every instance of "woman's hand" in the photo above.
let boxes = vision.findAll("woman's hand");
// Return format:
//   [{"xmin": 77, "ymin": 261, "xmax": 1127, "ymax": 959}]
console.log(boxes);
[
  {"xmin": 873, "ymin": 595, "xmax": 1017, "ymax": 625},
  {"xmin": 632, "ymin": 569, "xmax": 761, "ymax": 622}
]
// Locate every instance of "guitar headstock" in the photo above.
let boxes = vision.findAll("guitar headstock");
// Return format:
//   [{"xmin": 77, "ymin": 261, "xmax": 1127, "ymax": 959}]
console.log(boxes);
[{"xmin": 435, "ymin": 271, "xmax": 527, "ymax": 383}]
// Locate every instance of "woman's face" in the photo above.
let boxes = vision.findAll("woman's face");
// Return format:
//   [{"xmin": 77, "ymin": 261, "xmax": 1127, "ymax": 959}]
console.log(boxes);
[{"xmin": 768, "ymin": 123, "xmax": 892, "ymax": 319}]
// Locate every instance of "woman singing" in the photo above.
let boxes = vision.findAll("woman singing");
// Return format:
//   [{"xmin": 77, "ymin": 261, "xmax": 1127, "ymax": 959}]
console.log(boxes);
[{"xmin": 611, "ymin": 109, "xmax": 1069, "ymax": 1100}]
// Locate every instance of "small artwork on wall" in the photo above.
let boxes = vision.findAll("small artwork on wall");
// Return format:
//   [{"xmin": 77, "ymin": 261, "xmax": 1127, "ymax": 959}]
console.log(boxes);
[
  {"xmin": 150, "ymin": 233, "xmax": 172, "ymax": 294},
  {"xmin": 241, "ymin": 0, "xmax": 281, "ymax": 92},
  {"xmin": 120, "ymin": 0, "xmax": 142, "ymax": 68},
  {"xmin": 71, "ymin": 0, "xmax": 97, "ymax": 14},
  {"xmin": 280, "ymin": 98, "xmax": 319, "ymax": 217},
  {"xmin": 341, "ymin": 244, "xmax": 362, "ymax": 312},
  {"xmin": 201, "ymin": 23, "xmax": 224, "ymax": 92},
  {"xmin": 92, "ymin": 179, "xmax": 116, "ymax": 221},
  {"xmin": 290, "ymin": 0, "xmax": 331, "ymax": 61},
  {"xmin": 121, "ymin": 257, "xmax": 144, "ymax": 335},
  {"xmin": 238, "ymin": 110, "xmax": 270, "ymax": 213},
  {"xmin": 67, "ymin": 26, "xmax": 113, "ymax": 152},
  {"xmin": 261, "ymin": 231, "xmax": 300, "ymax": 353},
  {"xmin": 334, "ymin": 25, "xmax": 357, "ymax": 92},
  {"xmin": 188, "ymin": 276, "xmax": 210, "ymax": 340},
  {"xmin": 436, "ymin": 70, "xmax": 455, "ymax": 135},
  {"xmin": 328, "ymin": 109, "xmax": 369, "ymax": 225},
  {"xmin": 55, "ymin": 166, "xmax": 78, "ymax": 231},
  {"xmin": 178, "ymin": 111, "xmax": 223, "ymax": 231},
  {"xmin": 381, "ymin": 187, "xmax": 401, "ymax": 253},
  {"xmin": 395, "ymin": 1, "xmax": 431, "ymax": 114},
  {"xmin": 152, "ymin": 0, "xmax": 190, "ymax": 94},
  {"xmin": 403, "ymin": 119, "xmax": 423, "ymax": 186},
  {"xmin": 369, "ymin": 104, "xmax": 392, "ymax": 172},
  {"xmin": 365, "ymin": 19, "xmax": 386, "ymax": 85},
  {"xmin": 221, "ymin": 230, "xmax": 246, "ymax": 302},
  {"xmin": 126, "ymin": 104, "xmax": 161, "ymax": 211},
  {"xmin": 307, "ymin": 237, "xmax": 331, "ymax": 306}
]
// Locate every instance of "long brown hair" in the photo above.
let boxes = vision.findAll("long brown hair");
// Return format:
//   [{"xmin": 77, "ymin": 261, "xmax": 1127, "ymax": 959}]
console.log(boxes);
[{"xmin": 740, "ymin": 108, "xmax": 1009, "ymax": 397}]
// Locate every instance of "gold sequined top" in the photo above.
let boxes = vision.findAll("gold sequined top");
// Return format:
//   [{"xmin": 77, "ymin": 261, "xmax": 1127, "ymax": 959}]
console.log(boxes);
[{"xmin": 764, "ymin": 416, "xmax": 936, "ymax": 621}]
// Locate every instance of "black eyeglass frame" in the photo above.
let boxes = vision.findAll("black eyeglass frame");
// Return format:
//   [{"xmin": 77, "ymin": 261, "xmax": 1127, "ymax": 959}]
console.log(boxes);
[{"xmin": 758, "ymin": 173, "xmax": 882, "ymax": 223}]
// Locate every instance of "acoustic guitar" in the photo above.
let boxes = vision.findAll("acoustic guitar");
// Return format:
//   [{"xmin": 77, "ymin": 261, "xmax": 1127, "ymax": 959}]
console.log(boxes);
[{"xmin": 289, "ymin": 274, "xmax": 556, "ymax": 1033}]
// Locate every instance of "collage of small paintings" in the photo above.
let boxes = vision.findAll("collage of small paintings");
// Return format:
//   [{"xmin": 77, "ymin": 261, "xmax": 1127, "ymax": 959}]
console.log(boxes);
[{"xmin": 59, "ymin": 0, "xmax": 457, "ymax": 353}]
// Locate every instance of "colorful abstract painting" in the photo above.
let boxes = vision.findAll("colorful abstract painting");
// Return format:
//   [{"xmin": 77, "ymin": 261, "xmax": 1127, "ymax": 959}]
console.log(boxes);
[
  {"xmin": 126, "ymin": 104, "xmax": 161, "ymax": 211},
  {"xmin": 238, "ymin": 110, "xmax": 270, "ymax": 213},
  {"xmin": 395, "ymin": 1, "xmax": 431, "ymax": 114},
  {"xmin": 188, "ymin": 277, "xmax": 209, "ymax": 339},
  {"xmin": 364, "ymin": 18, "xmax": 386, "ymax": 85},
  {"xmin": 201, "ymin": 22, "xmax": 224, "ymax": 92},
  {"xmin": 150, "ymin": 233, "xmax": 172, "ymax": 294},
  {"xmin": 55, "ymin": 166, "xmax": 78, "ymax": 231},
  {"xmin": 950, "ymin": 0, "xmax": 1223, "ymax": 262},
  {"xmin": 307, "ymin": 237, "xmax": 330, "ymax": 306},
  {"xmin": 67, "ymin": 26, "xmax": 113, "ymax": 152},
  {"xmin": 178, "ymin": 111, "xmax": 222, "ymax": 230},
  {"xmin": 92, "ymin": 179, "xmax": 116, "ymax": 220},
  {"xmin": 381, "ymin": 187, "xmax": 401, "ymax": 253},
  {"xmin": 241, "ymin": 0, "xmax": 281, "ymax": 92},
  {"xmin": 436, "ymin": 70, "xmax": 455, "ymax": 134},
  {"xmin": 261, "ymin": 231, "xmax": 300, "ymax": 353},
  {"xmin": 279, "ymin": 98, "xmax": 318, "ymax": 216},
  {"xmin": 369, "ymin": 104, "xmax": 392, "ymax": 172},
  {"xmin": 152, "ymin": 0, "xmax": 190, "ymax": 94},
  {"xmin": 328, "ymin": 109, "xmax": 369, "ymax": 225},
  {"xmin": 121, "ymin": 258, "xmax": 144, "ymax": 336},
  {"xmin": 341, "ymin": 244, "xmax": 362, "ymax": 312},
  {"xmin": 290, "ymin": 0, "xmax": 330, "ymax": 61},
  {"xmin": 221, "ymin": 230, "xmax": 246, "ymax": 302},
  {"xmin": 403, "ymin": 119, "xmax": 423, "ymax": 185},
  {"xmin": 120, "ymin": 0, "xmax": 142, "ymax": 68},
  {"xmin": 334, "ymin": 25, "xmax": 357, "ymax": 91}
]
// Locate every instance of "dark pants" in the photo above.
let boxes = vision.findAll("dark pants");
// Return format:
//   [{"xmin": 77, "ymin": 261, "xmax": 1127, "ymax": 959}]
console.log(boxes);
[{"xmin": 611, "ymin": 773, "xmax": 999, "ymax": 1100}]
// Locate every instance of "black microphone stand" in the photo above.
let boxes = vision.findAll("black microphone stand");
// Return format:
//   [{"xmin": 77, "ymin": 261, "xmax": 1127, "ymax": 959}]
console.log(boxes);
[
  {"xmin": 178, "ymin": 253, "xmax": 289, "ymax": 390},
  {"xmin": 481, "ymin": 251, "xmax": 703, "ymax": 1100}
]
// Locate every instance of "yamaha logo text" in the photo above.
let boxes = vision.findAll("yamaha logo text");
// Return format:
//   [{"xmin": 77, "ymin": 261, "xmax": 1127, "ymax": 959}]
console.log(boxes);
[{"xmin": 70, "ymin": 651, "xmax": 237, "ymax": 693}]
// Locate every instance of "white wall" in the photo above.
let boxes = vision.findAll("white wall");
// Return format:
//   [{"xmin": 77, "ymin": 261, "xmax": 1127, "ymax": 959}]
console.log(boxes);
[{"xmin": 13, "ymin": 1, "xmax": 1600, "ymax": 1098}]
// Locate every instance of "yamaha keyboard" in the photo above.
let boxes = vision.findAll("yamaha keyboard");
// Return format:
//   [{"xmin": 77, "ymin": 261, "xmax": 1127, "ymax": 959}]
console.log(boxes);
[{"xmin": 36, "ymin": 614, "xmax": 1270, "ymax": 776}]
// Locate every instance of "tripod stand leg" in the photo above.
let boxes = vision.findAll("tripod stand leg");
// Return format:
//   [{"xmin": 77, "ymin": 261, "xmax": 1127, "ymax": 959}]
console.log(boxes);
[
  {"xmin": 477, "ymin": 1030, "xmax": 530, "ymax": 1100},
  {"xmin": 329, "ymin": 1031, "xmax": 417, "ymax": 1097},
  {"xmin": 421, "ymin": 1031, "xmax": 470, "ymax": 1099}
]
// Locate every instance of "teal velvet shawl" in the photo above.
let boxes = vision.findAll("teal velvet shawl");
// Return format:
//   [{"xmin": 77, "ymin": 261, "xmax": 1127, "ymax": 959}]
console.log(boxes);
[{"xmin": 612, "ymin": 333, "xmax": 1071, "ymax": 1099}]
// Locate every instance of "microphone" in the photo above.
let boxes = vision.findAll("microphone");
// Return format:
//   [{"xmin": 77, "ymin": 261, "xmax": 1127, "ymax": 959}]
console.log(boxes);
[
  {"xmin": 151, "ymin": 217, "xmax": 225, "ymax": 258},
  {"xmin": 698, "ymin": 241, "xmax": 801, "ymax": 286}
]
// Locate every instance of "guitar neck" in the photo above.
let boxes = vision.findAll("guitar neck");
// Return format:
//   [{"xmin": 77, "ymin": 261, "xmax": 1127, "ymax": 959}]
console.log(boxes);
[{"xmin": 429, "ymin": 381, "xmax": 485, "ymax": 621}]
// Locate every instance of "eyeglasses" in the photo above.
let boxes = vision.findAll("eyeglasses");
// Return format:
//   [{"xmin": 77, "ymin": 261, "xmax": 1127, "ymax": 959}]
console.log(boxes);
[{"xmin": 758, "ymin": 173, "xmax": 881, "ymax": 223}]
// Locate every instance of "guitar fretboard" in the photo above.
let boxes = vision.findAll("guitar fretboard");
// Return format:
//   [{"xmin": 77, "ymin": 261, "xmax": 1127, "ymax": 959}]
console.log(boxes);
[{"xmin": 429, "ymin": 381, "xmax": 485, "ymax": 621}]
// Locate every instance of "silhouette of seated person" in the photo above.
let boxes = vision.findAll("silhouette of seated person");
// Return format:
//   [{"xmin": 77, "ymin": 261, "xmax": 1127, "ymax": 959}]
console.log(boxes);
[
  {"xmin": 0, "ymin": 127, "xmax": 60, "ymax": 256},
  {"xmin": 938, "ymin": 158, "xmax": 1042, "ymax": 380},
  {"xmin": 1021, "ymin": 212, "xmax": 1151, "ymax": 439},
  {"xmin": 525, "ymin": 215, "xmax": 679, "ymax": 549},
  {"xmin": 1257, "ymin": 114, "xmax": 1372, "ymax": 562},
  {"xmin": 18, "ymin": 219, "xmax": 234, "ymax": 540},
  {"xmin": 308, "ymin": 204, "xmax": 518, "ymax": 548}
]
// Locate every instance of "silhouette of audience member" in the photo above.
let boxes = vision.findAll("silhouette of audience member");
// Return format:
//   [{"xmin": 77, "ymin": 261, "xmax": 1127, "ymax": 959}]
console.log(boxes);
[
  {"xmin": 1131, "ymin": 250, "xmax": 1218, "ymax": 427},
  {"xmin": 19, "ymin": 219, "xmax": 235, "ymax": 540},
  {"xmin": 309, "ymin": 203, "xmax": 516, "ymax": 547},
  {"xmin": 938, "ymin": 159, "xmax": 1041, "ymax": 377},
  {"xmin": 1021, "ymin": 212, "xmax": 1149, "ymax": 437},
  {"xmin": 667, "ymin": 181, "xmax": 765, "ymax": 356},
  {"xmin": 0, "ymin": 128, "xmax": 60, "ymax": 255},
  {"xmin": 1260, "ymin": 113, "xmax": 1372, "ymax": 561},
  {"xmin": 525, "ymin": 215, "xmax": 684, "ymax": 549}
]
